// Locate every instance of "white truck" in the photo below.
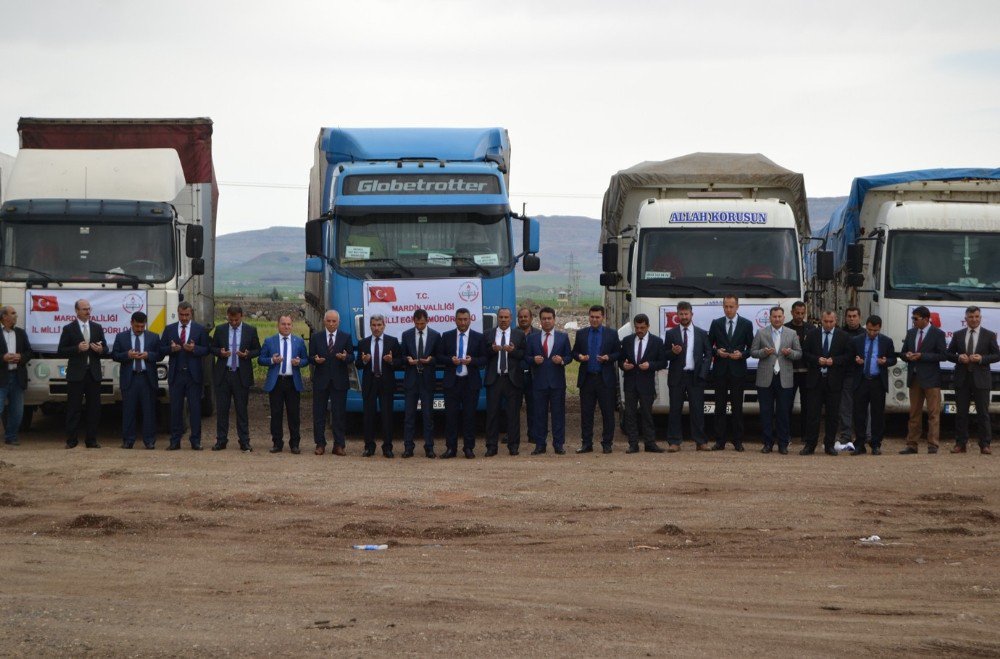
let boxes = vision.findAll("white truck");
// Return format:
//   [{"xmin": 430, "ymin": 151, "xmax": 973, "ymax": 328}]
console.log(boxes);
[
  {"xmin": 809, "ymin": 169, "xmax": 1000, "ymax": 415},
  {"xmin": 0, "ymin": 118, "xmax": 217, "ymax": 428},
  {"xmin": 599, "ymin": 152, "xmax": 810, "ymax": 413}
]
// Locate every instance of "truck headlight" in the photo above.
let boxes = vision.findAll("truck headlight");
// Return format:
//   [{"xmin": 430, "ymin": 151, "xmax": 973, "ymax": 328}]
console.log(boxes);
[
  {"xmin": 892, "ymin": 367, "xmax": 903, "ymax": 377},
  {"xmin": 35, "ymin": 363, "xmax": 50, "ymax": 379},
  {"xmin": 896, "ymin": 392, "xmax": 907, "ymax": 402},
  {"xmin": 157, "ymin": 366, "xmax": 168, "ymax": 380},
  {"xmin": 894, "ymin": 379, "xmax": 904, "ymax": 390}
]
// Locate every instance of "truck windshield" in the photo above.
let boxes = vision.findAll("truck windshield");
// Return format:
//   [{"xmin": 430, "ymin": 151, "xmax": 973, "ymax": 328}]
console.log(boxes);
[
  {"xmin": 337, "ymin": 212, "xmax": 510, "ymax": 273},
  {"xmin": 887, "ymin": 231, "xmax": 1000, "ymax": 297},
  {"xmin": 0, "ymin": 218, "xmax": 175, "ymax": 283},
  {"xmin": 636, "ymin": 228, "xmax": 800, "ymax": 297}
]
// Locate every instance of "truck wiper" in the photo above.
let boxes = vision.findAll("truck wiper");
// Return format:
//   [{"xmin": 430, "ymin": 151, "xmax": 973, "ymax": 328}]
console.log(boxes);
[
  {"xmin": 913, "ymin": 286, "xmax": 963, "ymax": 300},
  {"xmin": 89, "ymin": 269, "xmax": 141, "ymax": 284},
  {"xmin": 654, "ymin": 281, "xmax": 715, "ymax": 296},
  {"xmin": 357, "ymin": 258, "xmax": 414, "ymax": 276},
  {"xmin": 451, "ymin": 256, "xmax": 490, "ymax": 277},
  {"xmin": 2, "ymin": 264, "xmax": 61, "ymax": 285},
  {"xmin": 720, "ymin": 278, "xmax": 789, "ymax": 297}
]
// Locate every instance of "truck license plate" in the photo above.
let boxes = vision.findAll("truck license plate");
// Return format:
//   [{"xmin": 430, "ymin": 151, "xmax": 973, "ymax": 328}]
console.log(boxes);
[
  {"xmin": 416, "ymin": 399, "xmax": 446, "ymax": 410},
  {"xmin": 703, "ymin": 402, "xmax": 732, "ymax": 414},
  {"xmin": 943, "ymin": 403, "xmax": 976, "ymax": 414}
]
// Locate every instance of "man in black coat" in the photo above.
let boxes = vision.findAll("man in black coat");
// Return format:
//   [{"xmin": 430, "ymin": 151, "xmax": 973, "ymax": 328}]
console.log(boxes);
[
  {"xmin": 801, "ymin": 310, "xmax": 850, "ymax": 455},
  {"xmin": 619, "ymin": 314, "xmax": 666, "ymax": 453},
  {"xmin": 707, "ymin": 295, "xmax": 754, "ymax": 451},
  {"xmin": 572, "ymin": 305, "xmax": 621, "ymax": 454},
  {"xmin": 112, "ymin": 311, "xmax": 160, "ymax": 449},
  {"xmin": 309, "ymin": 309, "xmax": 353, "ymax": 456},
  {"xmin": 484, "ymin": 308, "xmax": 525, "ymax": 456},
  {"xmin": 0, "ymin": 306, "xmax": 33, "ymax": 446},
  {"xmin": 356, "ymin": 314, "xmax": 401, "ymax": 458},
  {"xmin": 57, "ymin": 299, "xmax": 109, "ymax": 448},
  {"xmin": 437, "ymin": 308, "xmax": 487, "ymax": 459},
  {"xmin": 848, "ymin": 315, "xmax": 897, "ymax": 455},
  {"xmin": 947, "ymin": 305, "xmax": 1000, "ymax": 454},
  {"xmin": 663, "ymin": 301, "xmax": 713, "ymax": 451},
  {"xmin": 517, "ymin": 307, "xmax": 538, "ymax": 445},
  {"xmin": 400, "ymin": 308, "xmax": 440, "ymax": 458},
  {"xmin": 899, "ymin": 305, "xmax": 948, "ymax": 454},
  {"xmin": 785, "ymin": 300, "xmax": 816, "ymax": 441},
  {"xmin": 210, "ymin": 305, "xmax": 261, "ymax": 452}
]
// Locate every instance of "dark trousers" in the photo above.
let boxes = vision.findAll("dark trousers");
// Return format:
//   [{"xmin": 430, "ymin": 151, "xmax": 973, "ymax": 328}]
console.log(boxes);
[
  {"xmin": 169, "ymin": 370, "xmax": 202, "ymax": 448},
  {"xmin": 804, "ymin": 376, "xmax": 841, "ymax": 451},
  {"xmin": 444, "ymin": 377, "xmax": 478, "ymax": 452},
  {"xmin": 268, "ymin": 377, "xmax": 300, "ymax": 449},
  {"xmin": 403, "ymin": 380, "xmax": 435, "ymax": 451},
  {"xmin": 579, "ymin": 372, "xmax": 616, "ymax": 448},
  {"xmin": 216, "ymin": 371, "xmax": 251, "ymax": 446},
  {"xmin": 854, "ymin": 378, "xmax": 887, "ymax": 450},
  {"xmin": 790, "ymin": 372, "xmax": 809, "ymax": 439},
  {"xmin": 363, "ymin": 376, "xmax": 395, "ymax": 451},
  {"xmin": 758, "ymin": 378, "xmax": 793, "ymax": 450},
  {"xmin": 66, "ymin": 371, "xmax": 101, "ymax": 445},
  {"xmin": 667, "ymin": 371, "xmax": 706, "ymax": 445},
  {"xmin": 486, "ymin": 375, "xmax": 521, "ymax": 449},
  {"xmin": 521, "ymin": 370, "xmax": 535, "ymax": 443},
  {"xmin": 122, "ymin": 379, "xmax": 156, "ymax": 448},
  {"xmin": 313, "ymin": 382, "xmax": 347, "ymax": 448},
  {"xmin": 532, "ymin": 386, "xmax": 566, "ymax": 449},
  {"xmin": 623, "ymin": 386, "xmax": 655, "ymax": 446},
  {"xmin": 955, "ymin": 385, "xmax": 992, "ymax": 447},
  {"xmin": 713, "ymin": 372, "xmax": 745, "ymax": 445}
]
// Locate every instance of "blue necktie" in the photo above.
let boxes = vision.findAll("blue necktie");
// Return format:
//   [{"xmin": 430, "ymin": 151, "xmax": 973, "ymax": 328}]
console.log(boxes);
[
  {"xmin": 865, "ymin": 338, "xmax": 875, "ymax": 377},
  {"xmin": 133, "ymin": 334, "xmax": 141, "ymax": 372},
  {"xmin": 458, "ymin": 333, "xmax": 466, "ymax": 376},
  {"xmin": 230, "ymin": 329, "xmax": 238, "ymax": 371}
]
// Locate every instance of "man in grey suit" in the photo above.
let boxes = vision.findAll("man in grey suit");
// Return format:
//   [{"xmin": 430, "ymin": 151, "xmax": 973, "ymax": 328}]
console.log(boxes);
[
  {"xmin": 751, "ymin": 306, "xmax": 802, "ymax": 454},
  {"xmin": 899, "ymin": 305, "xmax": 947, "ymax": 454}
]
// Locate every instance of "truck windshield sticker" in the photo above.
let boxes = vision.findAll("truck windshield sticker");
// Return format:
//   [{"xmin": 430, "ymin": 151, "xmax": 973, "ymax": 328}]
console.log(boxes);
[
  {"xmin": 668, "ymin": 211, "xmax": 767, "ymax": 224},
  {"xmin": 473, "ymin": 253, "xmax": 499, "ymax": 266},
  {"xmin": 427, "ymin": 252, "xmax": 453, "ymax": 266},
  {"xmin": 345, "ymin": 245, "xmax": 371, "ymax": 259},
  {"xmin": 645, "ymin": 270, "xmax": 672, "ymax": 279},
  {"xmin": 343, "ymin": 174, "xmax": 500, "ymax": 195}
]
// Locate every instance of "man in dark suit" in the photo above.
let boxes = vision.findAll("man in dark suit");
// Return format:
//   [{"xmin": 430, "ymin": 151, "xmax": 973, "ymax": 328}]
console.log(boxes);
[
  {"xmin": 619, "ymin": 313, "xmax": 666, "ymax": 453},
  {"xmin": 112, "ymin": 312, "xmax": 160, "ymax": 449},
  {"xmin": 525, "ymin": 306, "xmax": 572, "ymax": 454},
  {"xmin": 309, "ymin": 309, "xmax": 353, "ymax": 456},
  {"xmin": 801, "ymin": 310, "xmax": 850, "ymax": 455},
  {"xmin": 517, "ymin": 307, "xmax": 538, "ymax": 446},
  {"xmin": 159, "ymin": 301, "xmax": 210, "ymax": 450},
  {"xmin": 484, "ymin": 308, "xmax": 525, "ymax": 456},
  {"xmin": 210, "ymin": 305, "xmax": 261, "ymax": 452},
  {"xmin": 400, "ymin": 309, "xmax": 440, "ymax": 458},
  {"xmin": 663, "ymin": 301, "xmax": 712, "ymax": 451},
  {"xmin": 0, "ymin": 306, "xmax": 33, "ymax": 446},
  {"xmin": 837, "ymin": 307, "xmax": 868, "ymax": 447},
  {"xmin": 259, "ymin": 315, "xmax": 309, "ymax": 453},
  {"xmin": 785, "ymin": 301, "xmax": 815, "ymax": 441},
  {"xmin": 900, "ymin": 305, "xmax": 948, "ymax": 454},
  {"xmin": 57, "ymin": 298, "xmax": 109, "ymax": 448},
  {"xmin": 708, "ymin": 295, "xmax": 754, "ymax": 451},
  {"xmin": 848, "ymin": 315, "xmax": 897, "ymax": 455},
  {"xmin": 356, "ymin": 314, "xmax": 401, "ymax": 458},
  {"xmin": 947, "ymin": 305, "xmax": 1000, "ymax": 454},
  {"xmin": 572, "ymin": 304, "xmax": 621, "ymax": 454},
  {"xmin": 437, "ymin": 308, "xmax": 487, "ymax": 459}
]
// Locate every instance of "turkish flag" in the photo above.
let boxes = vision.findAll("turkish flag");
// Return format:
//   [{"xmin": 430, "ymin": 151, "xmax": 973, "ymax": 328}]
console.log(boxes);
[
  {"xmin": 664, "ymin": 311, "xmax": 679, "ymax": 329},
  {"xmin": 929, "ymin": 312, "xmax": 942, "ymax": 328},
  {"xmin": 31, "ymin": 294, "xmax": 59, "ymax": 312},
  {"xmin": 368, "ymin": 286, "xmax": 397, "ymax": 303}
]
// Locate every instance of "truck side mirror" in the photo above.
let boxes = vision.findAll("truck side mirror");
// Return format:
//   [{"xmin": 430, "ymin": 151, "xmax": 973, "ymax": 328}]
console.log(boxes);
[
  {"xmin": 815, "ymin": 250, "xmax": 834, "ymax": 281},
  {"xmin": 600, "ymin": 272, "xmax": 618, "ymax": 287},
  {"xmin": 306, "ymin": 219, "xmax": 326, "ymax": 258},
  {"xmin": 522, "ymin": 254, "xmax": 540, "ymax": 272},
  {"xmin": 846, "ymin": 243, "xmax": 863, "ymax": 274},
  {"xmin": 845, "ymin": 273, "xmax": 865, "ymax": 288},
  {"xmin": 523, "ymin": 217, "xmax": 540, "ymax": 254},
  {"xmin": 191, "ymin": 258, "xmax": 205, "ymax": 276},
  {"xmin": 602, "ymin": 243, "xmax": 618, "ymax": 273},
  {"xmin": 305, "ymin": 256, "xmax": 324, "ymax": 273},
  {"xmin": 186, "ymin": 225, "xmax": 204, "ymax": 259}
]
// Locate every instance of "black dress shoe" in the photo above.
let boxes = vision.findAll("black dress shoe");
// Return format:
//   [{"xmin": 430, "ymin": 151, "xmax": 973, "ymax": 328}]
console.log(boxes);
[
  {"xmin": 402, "ymin": 450, "xmax": 414, "ymax": 458},
  {"xmin": 425, "ymin": 449, "xmax": 437, "ymax": 459},
  {"xmin": 167, "ymin": 445, "xmax": 181, "ymax": 451},
  {"xmin": 530, "ymin": 447, "xmax": 546, "ymax": 455},
  {"xmin": 191, "ymin": 445, "xmax": 203, "ymax": 451},
  {"xmin": 733, "ymin": 443, "xmax": 745, "ymax": 452},
  {"xmin": 778, "ymin": 446, "xmax": 789, "ymax": 455},
  {"xmin": 240, "ymin": 444, "xmax": 253, "ymax": 453},
  {"xmin": 463, "ymin": 448, "xmax": 475, "ymax": 459},
  {"xmin": 575, "ymin": 445, "xmax": 593, "ymax": 454},
  {"xmin": 484, "ymin": 447, "xmax": 498, "ymax": 457},
  {"xmin": 761, "ymin": 447, "xmax": 772, "ymax": 454},
  {"xmin": 440, "ymin": 449, "xmax": 457, "ymax": 459},
  {"xmin": 553, "ymin": 447, "xmax": 566, "ymax": 455},
  {"xmin": 710, "ymin": 442, "xmax": 726, "ymax": 451},
  {"xmin": 851, "ymin": 448, "xmax": 868, "ymax": 455},
  {"xmin": 824, "ymin": 448, "xmax": 838, "ymax": 456},
  {"xmin": 121, "ymin": 443, "xmax": 132, "ymax": 449},
  {"xmin": 382, "ymin": 448, "xmax": 394, "ymax": 458},
  {"xmin": 602, "ymin": 446, "xmax": 613, "ymax": 454},
  {"xmin": 625, "ymin": 445, "xmax": 640, "ymax": 454},
  {"xmin": 927, "ymin": 445, "xmax": 939, "ymax": 454},
  {"xmin": 899, "ymin": 447, "xmax": 917, "ymax": 454},
  {"xmin": 362, "ymin": 448, "xmax": 375, "ymax": 457},
  {"xmin": 269, "ymin": 447, "xmax": 282, "ymax": 454},
  {"xmin": 290, "ymin": 447, "xmax": 301, "ymax": 454},
  {"xmin": 86, "ymin": 443, "xmax": 101, "ymax": 449},
  {"xmin": 871, "ymin": 448, "xmax": 882, "ymax": 455},
  {"xmin": 799, "ymin": 447, "xmax": 815, "ymax": 456},
  {"xmin": 144, "ymin": 445, "xmax": 155, "ymax": 450},
  {"xmin": 66, "ymin": 440, "xmax": 78, "ymax": 449},
  {"xmin": 211, "ymin": 443, "xmax": 226, "ymax": 451},
  {"xmin": 508, "ymin": 448, "xmax": 519, "ymax": 456},
  {"xmin": 645, "ymin": 443, "xmax": 665, "ymax": 453}
]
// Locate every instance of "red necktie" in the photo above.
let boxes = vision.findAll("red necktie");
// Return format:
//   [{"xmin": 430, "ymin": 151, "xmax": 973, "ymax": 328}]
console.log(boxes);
[
  {"xmin": 180, "ymin": 325, "xmax": 187, "ymax": 345},
  {"xmin": 543, "ymin": 332, "xmax": 550, "ymax": 357},
  {"xmin": 916, "ymin": 329, "xmax": 923, "ymax": 351}
]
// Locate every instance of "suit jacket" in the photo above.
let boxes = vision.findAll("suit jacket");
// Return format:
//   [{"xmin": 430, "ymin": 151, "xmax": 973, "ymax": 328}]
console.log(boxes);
[
  {"xmin": 947, "ymin": 327, "xmax": 1000, "ymax": 390},
  {"xmin": 618, "ymin": 332, "xmax": 666, "ymax": 396},
  {"xmin": 802, "ymin": 326, "xmax": 850, "ymax": 390},
  {"xmin": 112, "ymin": 329, "xmax": 160, "ymax": 390},
  {"xmin": 258, "ymin": 333, "xmax": 309, "ymax": 392},
  {"xmin": 484, "ymin": 326, "xmax": 525, "ymax": 388},
  {"xmin": 309, "ymin": 330, "xmax": 354, "ymax": 391},
  {"xmin": 0, "ymin": 326, "xmax": 33, "ymax": 389},
  {"xmin": 159, "ymin": 321, "xmax": 210, "ymax": 385},
  {"xmin": 211, "ymin": 323, "xmax": 261, "ymax": 389},
  {"xmin": 751, "ymin": 326, "xmax": 803, "ymax": 388},
  {"xmin": 400, "ymin": 326, "xmax": 441, "ymax": 390},
  {"xmin": 900, "ymin": 325, "xmax": 947, "ymax": 389},
  {"xmin": 572, "ymin": 325, "xmax": 621, "ymax": 388},
  {"xmin": 525, "ymin": 329, "xmax": 572, "ymax": 390},
  {"xmin": 57, "ymin": 320, "xmax": 109, "ymax": 382},
  {"xmin": 708, "ymin": 315, "xmax": 754, "ymax": 378},
  {"xmin": 355, "ymin": 333, "xmax": 402, "ymax": 395},
  {"xmin": 663, "ymin": 324, "xmax": 712, "ymax": 385},
  {"xmin": 847, "ymin": 333, "xmax": 897, "ymax": 392},
  {"xmin": 437, "ymin": 329, "xmax": 487, "ymax": 390}
]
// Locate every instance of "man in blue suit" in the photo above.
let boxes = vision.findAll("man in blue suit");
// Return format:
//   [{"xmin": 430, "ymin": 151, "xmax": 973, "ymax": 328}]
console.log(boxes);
[
  {"xmin": 400, "ymin": 308, "xmax": 441, "ymax": 458},
  {"xmin": 309, "ymin": 309, "xmax": 353, "ymax": 456},
  {"xmin": 848, "ymin": 315, "xmax": 897, "ymax": 455},
  {"xmin": 258, "ymin": 315, "xmax": 309, "ymax": 453},
  {"xmin": 437, "ymin": 308, "xmax": 487, "ymax": 459},
  {"xmin": 525, "ymin": 306, "xmax": 572, "ymax": 454},
  {"xmin": 210, "ymin": 305, "xmax": 261, "ymax": 452},
  {"xmin": 664, "ymin": 301, "xmax": 713, "ymax": 451},
  {"xmin": 112, "ymin": 311, "xmax": 160, "ymax": 449},
  {"xmin": 159, "ymin": 301, "xmax": 210, "ymax": 450},
  {"xmin": 572, "ymin": 304, "xmax": 621, "ymax": 453}
]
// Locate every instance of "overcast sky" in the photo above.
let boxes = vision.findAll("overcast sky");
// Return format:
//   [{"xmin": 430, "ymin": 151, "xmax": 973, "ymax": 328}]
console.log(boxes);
[{"xmin": 1, "ymin": 0, "xmax": 998, "ymax": 235}]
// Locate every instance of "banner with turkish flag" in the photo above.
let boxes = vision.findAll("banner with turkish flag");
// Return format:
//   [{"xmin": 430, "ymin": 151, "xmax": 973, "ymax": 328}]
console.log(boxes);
[
  {"xmin": 362, "ymin": 278, "xmax": 483, "ymax": 340},
  {"xmin": 24, "ymin": 289, "xmax": 147, "ymax": 353},
  {"xmin": 30, "ymin": 294, "xmax": 59, "ymax": 312}
]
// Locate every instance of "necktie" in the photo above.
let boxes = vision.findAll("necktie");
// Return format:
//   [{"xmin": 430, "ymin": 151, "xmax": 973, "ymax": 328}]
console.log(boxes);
[
  {"xmin": 374, "ymin": 337, "xmax": 381, "ymax": 376},
  {"xmin": 865, "ymin": 338, "xmax": 875, "ymax": 377},
  {"xmin": 773, "ymin": 330, "xmax": 781, "ymax": 374},
  {"xmin": 230, "ymin": 329, "xmax": 238, "ymax": 371},
  {"xmin": 916, "ymin": 329, "xmax": 923, "ymax": 352},
  {"xmin": 458, "ymin": 333, "xmax": 466, "ymax": 376},
  {"xmin": 636, "ymin": 336, "xmax": 644, "ymax": 364},
  {"xmin": 134, "ymin": 334, "xmax": 142, "ymax": 372},
  {"xmin": 500, "ymin": 330, "xmax": 508, "ymax": 373},
  {"xmin": 282, "ymin": 337, "xmax": 289, "ymax": 376},
  {"xmin": 180, "ymin": 324, "xmax": 187, "ymax": 345},
  {"xmin": 543, "ymin": 332, "xmax": 550, "ymax": 358},
  {"xmin": 82, "ymin": 322, "xmax": 90, "ymax": 344},
  {"xmin": 968, "ymin": 330, "xmax": 975, "ymax": 355},
  {"xmin": 328, "ymin": 332, "xmax": 334, "ymax": 353},
  {"xmin": 727, "ymin": 319, "xmax": 734, "ymax": 340},
  {"xmin": 822, "ymin": 331, "xmax": 830, "ymax": 375},
  {"xmin": 418, "ymin": 331, "xmax": 424, "ymax": 360},
  {"xmin": 683, "ymin": 327, "xmax": 689, "ymax": 369}
]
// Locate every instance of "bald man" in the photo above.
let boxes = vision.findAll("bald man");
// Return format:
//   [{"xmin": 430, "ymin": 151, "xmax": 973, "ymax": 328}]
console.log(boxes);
[{"xmin": 309, "ymin": 310, "xmax": 354, "ymax": 455}]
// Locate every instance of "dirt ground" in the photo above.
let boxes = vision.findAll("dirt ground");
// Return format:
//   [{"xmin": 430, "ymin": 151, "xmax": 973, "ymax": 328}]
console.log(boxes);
[{"xmin": 2, "ymin": 396, "xmax": 999, "ymax": 657}]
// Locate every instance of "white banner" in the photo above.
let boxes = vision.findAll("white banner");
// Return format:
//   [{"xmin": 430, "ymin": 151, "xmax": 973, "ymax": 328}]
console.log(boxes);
[
  {"xmin": 25, "ymin": 290, "xmax": 148, "ymax": 352},
  {"xmin": 660, "ymin": 303, "xmax": 774, "ymax": 370},
  {"xmin": 362, "ymin": 278, "xmax": 483, "ymax": 340},
  {"xmin": 907, "ymin": 304, "xmax": 1000, "ymax": 372}
]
